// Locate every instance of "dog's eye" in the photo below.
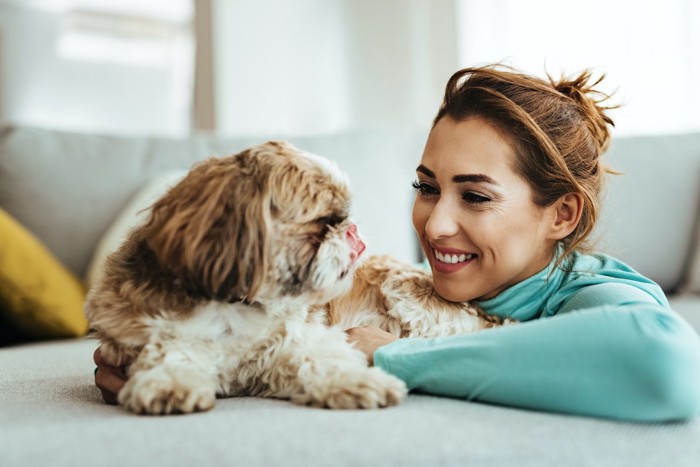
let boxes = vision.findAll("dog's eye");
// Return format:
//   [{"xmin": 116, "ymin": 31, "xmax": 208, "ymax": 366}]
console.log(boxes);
[{"xmin": 316, "ymin": 215, "xmax": 346, "ymax": 227}]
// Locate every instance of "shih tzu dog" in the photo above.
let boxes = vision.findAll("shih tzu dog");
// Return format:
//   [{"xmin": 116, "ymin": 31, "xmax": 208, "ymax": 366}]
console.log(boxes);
[{"xmin": 85, "ymin": 141, "xmax": 507, "ymax": 415}]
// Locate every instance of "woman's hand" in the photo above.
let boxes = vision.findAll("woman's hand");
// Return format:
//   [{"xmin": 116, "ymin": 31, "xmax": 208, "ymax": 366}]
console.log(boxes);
[
  {"xmin": 345, "ymin": 326, "xmax": 398, "ymax": 366},
  {"xmin": 93, "ymin": 346, "xmax": 129, "ymax": 405}
]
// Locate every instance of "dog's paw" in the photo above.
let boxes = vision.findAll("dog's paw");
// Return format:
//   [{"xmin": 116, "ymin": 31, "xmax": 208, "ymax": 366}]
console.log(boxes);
[
  {"xmin": 294, "ymin": 367, "xmax": 407, "ymax": 409},
  {"xmin": 118, "ymin": 368, "xmax": 216, "ymax": 415}
]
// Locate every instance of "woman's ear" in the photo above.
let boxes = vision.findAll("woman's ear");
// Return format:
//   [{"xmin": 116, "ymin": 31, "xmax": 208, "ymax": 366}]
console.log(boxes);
[{"xmin": 547, "ymin": 193, "xmax": 584, "ymax": 240}]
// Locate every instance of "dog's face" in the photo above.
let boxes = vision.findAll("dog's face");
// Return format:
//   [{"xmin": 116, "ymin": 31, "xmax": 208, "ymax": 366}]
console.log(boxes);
[{"xmin": 139, "ymin": 141, "xmax": 365, "ymax": 305}]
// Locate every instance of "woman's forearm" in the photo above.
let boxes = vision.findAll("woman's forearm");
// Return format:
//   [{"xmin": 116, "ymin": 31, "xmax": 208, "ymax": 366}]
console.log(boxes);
[{"xmin": 374, "ymin": 304, "xmax": 700, "ymax": 421}]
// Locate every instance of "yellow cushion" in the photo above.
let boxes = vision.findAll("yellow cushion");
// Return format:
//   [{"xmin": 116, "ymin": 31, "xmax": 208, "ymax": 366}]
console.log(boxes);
[{"xmin": 0, "ymin": 208, "xmax": 88, "ymax": 339}]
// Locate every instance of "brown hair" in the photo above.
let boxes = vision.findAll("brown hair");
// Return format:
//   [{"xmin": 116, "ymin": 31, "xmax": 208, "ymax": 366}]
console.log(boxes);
[{"xmin": 434, "ymin": 64, "xmax": 616, "ymax": 266}]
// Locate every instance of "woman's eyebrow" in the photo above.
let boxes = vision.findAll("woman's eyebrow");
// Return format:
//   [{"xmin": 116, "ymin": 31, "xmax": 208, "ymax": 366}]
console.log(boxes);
[
  {"xmin": 417, "ymin": 165, "xmax": 498, "ymax": 186},
  {"xmin": 416, "ymin": 165, "xmax": 435, "ymax": 178},
  {"xmin": 452, "ymin": 174, "xmax": 499, "ymax": 185}
]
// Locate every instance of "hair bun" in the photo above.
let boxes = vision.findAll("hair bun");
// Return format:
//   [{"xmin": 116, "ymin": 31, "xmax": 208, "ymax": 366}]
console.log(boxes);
[{"xmin": 552, "ymin": 71, "xmax": 616, "ymax": 154}]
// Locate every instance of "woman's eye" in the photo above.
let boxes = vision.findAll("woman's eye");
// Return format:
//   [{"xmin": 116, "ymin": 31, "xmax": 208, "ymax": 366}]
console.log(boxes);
[
  {"xmin": 462, "ymin": 192, "xmax": 491, "ymax": 204},
  {"xmin": 412, "ymin": 180, "xmax": 438, "ymax": 196}
]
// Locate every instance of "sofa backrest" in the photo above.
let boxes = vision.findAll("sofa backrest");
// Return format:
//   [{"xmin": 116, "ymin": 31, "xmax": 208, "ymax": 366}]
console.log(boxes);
[
  {"xmin": 1, "ymin": 125, "xmax": 699, "ymax": 293},
  {"xmin": 594, "ymin": 132, "xmax": 700, "ymax": 292},
  {"xmin": 0, "ymin": 125, "xmax": 426, "ymax": 281}
]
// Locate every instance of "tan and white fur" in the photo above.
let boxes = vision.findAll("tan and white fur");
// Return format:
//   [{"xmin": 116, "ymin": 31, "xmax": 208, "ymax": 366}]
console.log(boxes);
[{"xmin": 85, "ymin": 141, "xmax": 507, "ymax": 415}]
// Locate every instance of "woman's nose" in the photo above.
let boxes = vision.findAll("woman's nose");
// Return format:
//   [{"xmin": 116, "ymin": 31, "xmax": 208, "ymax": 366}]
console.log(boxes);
[{"xmin": 424, "ymin": 199, "xmax": 459, "ymax": 240}]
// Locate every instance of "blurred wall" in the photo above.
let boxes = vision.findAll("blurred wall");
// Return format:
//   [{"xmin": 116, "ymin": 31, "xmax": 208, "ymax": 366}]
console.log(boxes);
[{"xmin": 211, "ymin": 0, "xmax": 459, "ymax": 136}]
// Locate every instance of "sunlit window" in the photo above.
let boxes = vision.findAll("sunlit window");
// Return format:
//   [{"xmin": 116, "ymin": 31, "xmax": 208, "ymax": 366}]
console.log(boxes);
[
  {"xmin": 0, "ymin": 0, "xmax": 194, "ymax": 135},
  {"xmin": 456, "ymin": 0, "xmax": 700, "ymax": 136}
]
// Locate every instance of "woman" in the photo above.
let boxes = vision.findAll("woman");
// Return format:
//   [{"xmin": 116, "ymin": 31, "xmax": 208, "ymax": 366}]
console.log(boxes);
[{"xmin": 96, "ymin": 65, "xmax": 700, "ymax": 421}]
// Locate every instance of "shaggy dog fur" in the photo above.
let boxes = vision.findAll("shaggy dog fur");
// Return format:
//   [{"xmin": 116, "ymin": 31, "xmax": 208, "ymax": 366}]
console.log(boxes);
[{"xmin": 85, "ymin": 141, "xmax": 506, "ymax": 415}]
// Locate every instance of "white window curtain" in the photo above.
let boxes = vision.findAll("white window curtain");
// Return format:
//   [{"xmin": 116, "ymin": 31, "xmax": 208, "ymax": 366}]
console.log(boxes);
[{"xmin": 455, "ymin": 0, "xmax": 700, "ymax": 136}]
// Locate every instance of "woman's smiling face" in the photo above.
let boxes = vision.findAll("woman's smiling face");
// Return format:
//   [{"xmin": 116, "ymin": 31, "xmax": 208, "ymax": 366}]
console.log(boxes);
[{"xmin": 412, "ymin": 116, "xmax": 558, "ymax": 302}]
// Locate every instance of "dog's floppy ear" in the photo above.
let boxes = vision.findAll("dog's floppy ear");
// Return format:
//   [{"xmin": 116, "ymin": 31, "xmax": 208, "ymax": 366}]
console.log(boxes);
[{"xmin": 141, "ymin": 151, "xmax": 271, "ymax": 302}]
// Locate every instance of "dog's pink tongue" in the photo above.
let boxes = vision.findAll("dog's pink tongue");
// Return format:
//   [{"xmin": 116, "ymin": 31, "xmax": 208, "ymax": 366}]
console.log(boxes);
[{"xmin": 347, "ymin": 223, "xmax": 366, "ymax": 262}]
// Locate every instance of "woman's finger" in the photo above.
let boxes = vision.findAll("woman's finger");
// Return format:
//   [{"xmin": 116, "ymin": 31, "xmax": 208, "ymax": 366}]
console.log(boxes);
[
  {"xmin": 94, "ymin": 365, "xmax": 125, "ymax": 405},
  {"xmin": 93, "ymin": 345, "xmax": 128, "ymax": 405}
]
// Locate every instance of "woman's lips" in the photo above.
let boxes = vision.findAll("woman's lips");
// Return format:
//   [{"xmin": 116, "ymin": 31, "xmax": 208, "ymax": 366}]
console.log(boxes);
[{"xmin": 430, "ymin": 247, "xmax": 477, "ymax": 273}]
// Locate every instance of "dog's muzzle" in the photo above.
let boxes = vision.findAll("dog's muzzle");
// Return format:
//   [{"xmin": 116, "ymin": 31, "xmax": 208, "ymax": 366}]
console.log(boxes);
[{"xmin": 347, "ymin": 223, "xmax": 366, "ymax": 264}]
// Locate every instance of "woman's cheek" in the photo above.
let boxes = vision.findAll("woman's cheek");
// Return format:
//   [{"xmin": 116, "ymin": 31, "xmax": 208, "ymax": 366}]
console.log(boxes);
[{"xmin": 411, "ymin": 198, "xmax": 429, "ymax": 235}]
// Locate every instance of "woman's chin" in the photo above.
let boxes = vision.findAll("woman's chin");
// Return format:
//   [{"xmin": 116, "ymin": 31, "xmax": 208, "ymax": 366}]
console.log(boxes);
[{"xmin": 432, "ymin": 281, "xmax": 476, "ymax": 303}]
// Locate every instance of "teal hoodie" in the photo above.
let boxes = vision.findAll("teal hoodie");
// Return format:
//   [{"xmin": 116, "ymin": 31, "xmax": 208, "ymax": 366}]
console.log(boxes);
[{"xmin": 374, "ymin": 252, "xmax": 700, "ymax": 421}]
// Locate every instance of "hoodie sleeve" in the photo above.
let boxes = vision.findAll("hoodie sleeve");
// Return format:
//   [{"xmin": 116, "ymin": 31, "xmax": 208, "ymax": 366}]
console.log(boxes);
[{"xmin": 374, "ymin": 287, "xmax": 700, "ymax": 422}]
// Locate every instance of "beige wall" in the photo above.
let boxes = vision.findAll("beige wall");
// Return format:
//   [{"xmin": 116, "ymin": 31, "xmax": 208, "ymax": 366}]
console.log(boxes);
[{"xmin": 209, "ymin": 0, "xmax": 459, "ymax": 136}]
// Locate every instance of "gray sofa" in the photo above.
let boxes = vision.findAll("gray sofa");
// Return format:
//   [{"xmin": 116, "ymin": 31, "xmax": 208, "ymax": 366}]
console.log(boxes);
[{"xmin": 1, "ymin": 125, "xmax": 699, "ymax": 467}]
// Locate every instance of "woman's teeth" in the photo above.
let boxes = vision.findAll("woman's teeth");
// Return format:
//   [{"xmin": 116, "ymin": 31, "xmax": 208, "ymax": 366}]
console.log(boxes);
[{"xmin": 434, "ymin": 250, "xmax": 475, "ymax": 264}]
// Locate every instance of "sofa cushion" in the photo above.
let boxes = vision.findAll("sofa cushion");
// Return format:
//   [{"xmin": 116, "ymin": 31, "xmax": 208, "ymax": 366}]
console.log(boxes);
[
  {"xmin": 2, "ymin": 338, "xmax": 700, "ymax": 467},
  {"xmin": 0, "ymin": 208, "xmax": 88, "ymax": 339},
  {"xmin": 85, "ymin": 170, "xmax": 187, "ymax": 289}
]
